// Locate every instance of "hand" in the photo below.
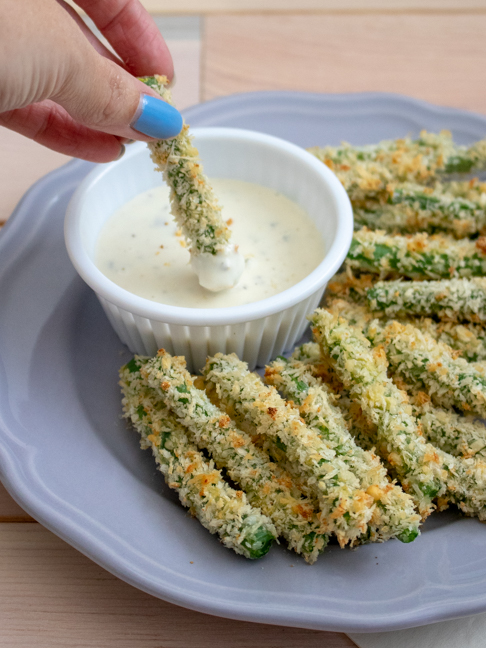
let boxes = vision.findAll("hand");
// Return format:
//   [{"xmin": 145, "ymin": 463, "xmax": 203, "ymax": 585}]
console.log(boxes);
[{"xmin": 0, "ymin": 0, "xmax": 183, "ymax": 162}]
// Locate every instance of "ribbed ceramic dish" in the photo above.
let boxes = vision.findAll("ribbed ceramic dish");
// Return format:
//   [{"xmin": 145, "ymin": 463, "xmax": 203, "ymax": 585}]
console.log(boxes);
[
  {"xmin": 1, "ymin": 92, "xmax": 486, "ymax": 633},
  {"xmin": 64, "ymin": 128, "xmax": 352, "ymax": 371}
]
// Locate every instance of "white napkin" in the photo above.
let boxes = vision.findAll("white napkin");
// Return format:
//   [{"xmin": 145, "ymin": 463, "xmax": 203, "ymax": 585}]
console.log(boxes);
[{"xmin": 348, "ymin": 613, "xmax": 486, "ymax": 648}]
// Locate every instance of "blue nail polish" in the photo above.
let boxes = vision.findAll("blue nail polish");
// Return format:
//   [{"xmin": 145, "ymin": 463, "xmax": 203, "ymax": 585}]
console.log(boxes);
[{"xmin": 131, "ymin": 95, "xmax": 183, "ymax": 139}]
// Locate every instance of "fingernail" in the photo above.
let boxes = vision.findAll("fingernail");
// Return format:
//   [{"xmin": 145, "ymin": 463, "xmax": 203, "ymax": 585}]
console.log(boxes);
[
  {"xmin": 167, "ymin": 72, "xmax": 177, "ymax": 88},
  {"xmin": 115, "ymin": 144, "xmax": 126, "ymax": 160},
  {"xmin": 131, "ymin": 94, "xmax": 183, "ymax": 139}
]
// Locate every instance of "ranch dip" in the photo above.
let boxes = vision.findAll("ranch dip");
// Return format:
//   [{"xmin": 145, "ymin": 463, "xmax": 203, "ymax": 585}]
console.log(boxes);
[{"xmin": 95, "ymin": 178, "xmax": 325, "ymax": 309}]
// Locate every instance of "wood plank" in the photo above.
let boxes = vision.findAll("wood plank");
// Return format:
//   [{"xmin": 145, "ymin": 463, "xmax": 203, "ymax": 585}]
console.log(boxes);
[
  {"xmin": 0, "ymin": 129, "xmax": 70, "ymax": 226},
  {"xmin": 202, "ymin": 13, "xmax": 486, "ymax": 115},
  {"xmin": 0, "ymin": 524, "xmax": 356, "ymax": 648},
  {"xmin": 0, "ymin": 484, "xmax": 34, "ymax": 522},
  {"xmin": 143, "ymin": 1, "xmax": 486, "ymax": 13}
]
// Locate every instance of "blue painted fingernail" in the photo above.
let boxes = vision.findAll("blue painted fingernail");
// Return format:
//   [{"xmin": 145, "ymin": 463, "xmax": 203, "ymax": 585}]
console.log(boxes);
[{"xmin": 131, "ymin": 94, "xmax": 183, "ymax": 139}]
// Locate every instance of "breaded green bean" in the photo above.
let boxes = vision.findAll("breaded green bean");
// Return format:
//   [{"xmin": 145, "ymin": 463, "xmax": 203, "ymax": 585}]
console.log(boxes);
[
  {"xmin": 347, "ymin": 228, "xmax": 486, "ymax": 279},
  {"xmin": 354, "ymin": 184, "xmax": 486, "ymax": 239},
  {"xmin": 446, "ymin": 178, "xmax": 486, "ymax": 202},
  {"xmin": 326, "ymin": 299, "xmax": 486, "ymax": 415},
  {"xmin": 408, "ymin": 403, "xmax": 486, "ymax": 519},
  {"xmin": 325, "ymin": 271, "xmax": 377, "ymax": 305},
  {"xmin": 310, "ymin": 131, "xmax": 486, "ymax": 202},
  {"xmin": 265, "ymin": 354, "xmax": 421, "ymax": 544},
  {"xmin": 141, "ymin": 76, "xmax": 230, "ymax": 256},
  {"xmin": 325, "ymin": 299, "xmax": 377, "ymax": 328},
  {"xmin": 120, "ymin": 358, "xmax": 276, "ymax": 559},
  {"xmin": 367, "ymin": 319, "xmax": 486, "ymax": 418},
  {"xmin": 202, "ymin": 353, "xmax": 376, "ymax": 547},
  {"xmin": 141, "ymin": 350, "xmax": 327, "ymax": 563},
  {"xmin": 367, "ymin": 278, "xmax": 486, "ymax": 323},
  {"xmin": 291, "ymin": 341, "xmax": 435, "ymax": 516},
  {"xmin": 140, "ymin": 75, "xmax": 244, "ymax": 291},
  {"xmin": 327, "ymin": 297, "xmax": 486, "ymax": 363},
  {"xmin": 346, "ymin": 131, "xmax": 486, "ymax": 173},
  {"xmin": 409, "ymin": 393, "xmax": 486, "ymax": 462},
  {"xmin": 389, "ymin": 315, "xmax": 486, "ymax": 363},
  {"xmin": 428, "ymin": 321, "xmax": 486, "ymax": 362},
  {"xmin": 200, "ymin": 383, "xmax": 318, "ymax": 504},
  {"xmin": 309, "ymin": 308, "xmax": 452, "ymax": 518}
]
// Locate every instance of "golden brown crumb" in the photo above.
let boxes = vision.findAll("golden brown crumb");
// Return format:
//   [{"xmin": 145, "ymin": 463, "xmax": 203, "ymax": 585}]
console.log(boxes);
[{"xmin": 476, "ymin": 237, "xmax": 486, "ymax": 254}]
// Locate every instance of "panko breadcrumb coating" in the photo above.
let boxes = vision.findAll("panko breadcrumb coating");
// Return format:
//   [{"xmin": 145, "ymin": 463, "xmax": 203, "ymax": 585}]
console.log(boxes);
[
  {"xmin": 409, "ymin": 394, "xmax": 486, "ymax": 463},
  {"xmin": 347, "ymin": 228, "xmax": 486, "ymax": 280},
  {"xmin": 310, "ymin": 130, "xmax": 486, "ymax": 203},
  {"xmin": 140, "ymin": 75, "xmax": 232, "ymax": 257},
  {"xmin": 367, "ymin": 319, "xmax": 486, "ymax": 418},
  {"xmin": 325, "ymin": 271, "xmax": 377, "ymax": 305},
  {"xmin": 295, "ymin": 336, "xmax": 486, "ymax": 478},
  {"xmin": 309, "ymin": 308, "xmax": 451, "ymax": 518},
  {"xmin": 202, "ymin": 353, "xmax": 376, "ymax": 547},
  {"xmin": 326, "ymin": 299, "xmax": 486, "ymax": 418},
  {"xmin": 264, "ymin": 354, "xmax": 421, "ymax": 544},
  {"xmin": 142, "ymin": 350, "xmax": 327, "ymax": 563},
  {"xmin": 447, "ymin": 178, "xmax": 486, "ymax": 202},
  {"xmin": 353, "ymin": 183, "xmax": 486, "ymax": 239},
  {"xmin": 367, "ymin": 277, "xmax": 486, "ymax": 323},
  {"xmin": 140, "ymin": 76, "xmax": 244, "ymax": 291},
  {"xmin": 426, "ymin": 320, "xmax": 486, "ymax": 363},
  {"xmin": 327, "ymin": 297, "xmax": 486, "ymax": 363},
  {"xmin": 309, "ymin": 309, "xmax": 486, "ymax": 520},
  {"xmin": 120, "ymin": 357, "xmax": 276, "ymax": 559}
]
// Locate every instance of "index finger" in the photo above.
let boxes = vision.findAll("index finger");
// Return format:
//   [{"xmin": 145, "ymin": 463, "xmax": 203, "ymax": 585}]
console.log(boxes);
[{"xmin": 74, "ymin": 0, "xmax": 174, "ymax": 78}]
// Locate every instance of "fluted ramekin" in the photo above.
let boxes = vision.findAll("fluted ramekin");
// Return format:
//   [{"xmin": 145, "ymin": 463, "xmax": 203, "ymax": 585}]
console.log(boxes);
[{"xmin": 65, "ymin": 128, "xmax": 352, "ymax": 371}]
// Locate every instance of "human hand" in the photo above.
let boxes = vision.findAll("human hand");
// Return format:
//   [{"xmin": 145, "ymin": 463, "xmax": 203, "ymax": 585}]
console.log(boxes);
[{"xmin": 0, "ymin": 0, "xmax": 183, "ymax": 162}]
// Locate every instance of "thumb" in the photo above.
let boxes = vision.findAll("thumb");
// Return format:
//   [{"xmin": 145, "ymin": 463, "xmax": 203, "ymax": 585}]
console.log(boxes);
[{"xmin": 53, "ymin": 51, "xmax": 183, "ymax": 142}]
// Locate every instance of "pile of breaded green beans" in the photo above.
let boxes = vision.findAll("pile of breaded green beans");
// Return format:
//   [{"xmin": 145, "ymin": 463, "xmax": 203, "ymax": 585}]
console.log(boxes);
[
  {"xmin": 306, "ymin": 130, "xmax": 486, "ymax": 525},
  {"xmin": 315, "ymin": 131, "xmax": 486, "ymax": 324},
  {"xmin": 120, "ymin": 347, "xmax": 422, "ymax": 563}
]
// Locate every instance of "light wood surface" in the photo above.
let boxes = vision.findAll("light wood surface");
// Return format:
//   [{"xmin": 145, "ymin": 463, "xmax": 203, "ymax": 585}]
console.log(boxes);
[
  {"xmin": 2, "ymin": 6, "xmax": 486, "ymax": 647},
  {"xmin": 142, "ymin": 0, "xmax": 486, "ymax": 14},
  {"xmin": 0, "ymin": 485, "xmax": 34, "ymax": 523},
  {"xmin": 0, "ymin": 130, "xmax": 70, "ymax": 226},
  {"xmin": 0, "ymin": 524, "xmax": 355, "ymax": 648},
  {"xmin": 203, "ymin": 13, "xmax": 486, "ymax": 114}
]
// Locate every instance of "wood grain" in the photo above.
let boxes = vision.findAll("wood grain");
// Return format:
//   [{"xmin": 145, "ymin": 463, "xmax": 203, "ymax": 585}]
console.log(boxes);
[
  {"xmin": 0, "ymin": 524, "xmax": 356, "ymax": 648},
  {"xmin": 202, "ymin": 13, "xmax": 486, "ymax": 115},
  {"xmin": 142, "ymin": 0, "xmax": 486, "ymax": 14},
  {"xmin": 0, "ymin": 129, "xmax": 70, "ymax": 226},
  {"xmin": 0, "ymin": 484, "xmax": 34, "ymax": 522}
]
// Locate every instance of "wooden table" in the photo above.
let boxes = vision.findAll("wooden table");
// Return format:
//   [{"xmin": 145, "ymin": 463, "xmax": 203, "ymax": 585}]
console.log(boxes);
[{"xmin": 1, "ymin": 2, "xmax": 486, "ymax": 645}]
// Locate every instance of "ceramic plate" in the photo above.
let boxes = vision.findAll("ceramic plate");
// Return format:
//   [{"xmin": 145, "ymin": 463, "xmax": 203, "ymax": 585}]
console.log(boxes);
[{"xmin": 1, "ymin": 92, "xmax": 486, "ymax": 633}]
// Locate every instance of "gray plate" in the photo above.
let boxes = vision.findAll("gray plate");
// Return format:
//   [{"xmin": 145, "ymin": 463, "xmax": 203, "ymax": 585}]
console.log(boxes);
[{"xmin": 1, "ymin": 92, "xmax": 486, "ymax": 634}]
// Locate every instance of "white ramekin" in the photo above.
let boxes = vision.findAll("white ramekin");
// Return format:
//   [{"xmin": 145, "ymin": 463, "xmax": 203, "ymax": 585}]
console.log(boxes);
[{"xmin": 65, "ymin": 128, "xmax": 352, "ymax": 371}]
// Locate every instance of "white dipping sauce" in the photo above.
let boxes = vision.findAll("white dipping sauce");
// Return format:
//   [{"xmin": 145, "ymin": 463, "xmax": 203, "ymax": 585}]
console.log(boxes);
[
  {"xmin": 96, "ymin": 178, "xmax": 325, "ymax": 309},
  {"xmin": 191, "ymin": 245, "xmax": 245, "ymax": 293}
]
